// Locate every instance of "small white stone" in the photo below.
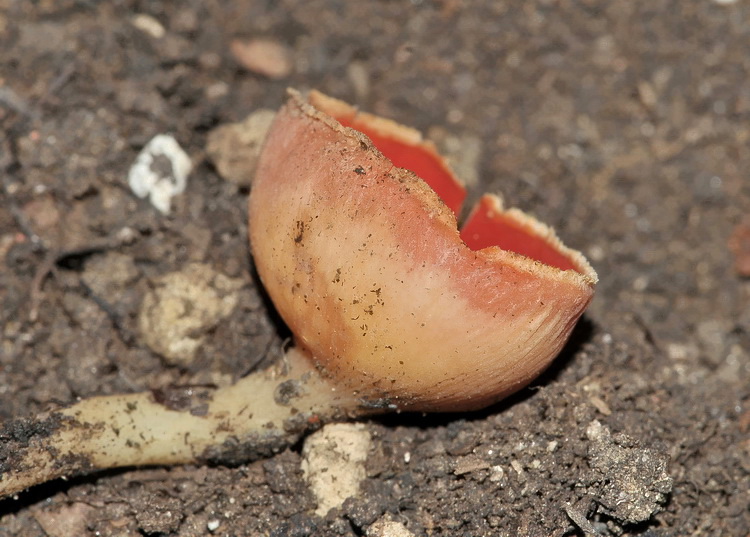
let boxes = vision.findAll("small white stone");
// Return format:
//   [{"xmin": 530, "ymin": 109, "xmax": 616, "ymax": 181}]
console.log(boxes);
[
  {"xmin": 128, "ymin": 134, "xmax": 192, "ymax": 214},
  {"xmin": 207, "ymin": 519, "xmax": 221, "ymax": 532},
  {"xmin": 301, "ymin": 423, "xmax": 371, "ymax": 516},
  {"xmin": 586, "ymin": 419, "xmax": 611, "ymax": 442},
  {"xmin": 367, "ymin": 518, "xmax": 416, "ymax": 537},
  {"xmin": 510, "ymin": 459, "xmax": 524, "ymax": 476},
  {"xmin": 131, "ymin": 14, "xmax": 166, "ymax": 39},
  {"xmin": 489, "ymin": 465, "xmax": 505, "ymax": 482},
  {"xmin": 115, "ymin": 226, "xmax": 138, "ymax": 245},
  {"xmin": 588, "ymin": 244, "xmax": 605, "ymax": 263}
]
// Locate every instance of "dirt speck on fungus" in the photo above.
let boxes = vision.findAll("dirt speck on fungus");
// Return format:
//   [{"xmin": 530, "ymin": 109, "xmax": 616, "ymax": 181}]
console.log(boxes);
[
  {"xmin": 0, "ymin": 417, "xmax": 62, "ymax": 475},
  {"xmin": 1, "ymin": 1, "xmax": 749, "ymax": 536}
]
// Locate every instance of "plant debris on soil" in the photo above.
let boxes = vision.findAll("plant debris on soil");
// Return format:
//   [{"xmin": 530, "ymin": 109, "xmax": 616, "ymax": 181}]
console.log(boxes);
[{"xmin": 1, "ymin": 1, "xmax": 749, "ymax": 536}]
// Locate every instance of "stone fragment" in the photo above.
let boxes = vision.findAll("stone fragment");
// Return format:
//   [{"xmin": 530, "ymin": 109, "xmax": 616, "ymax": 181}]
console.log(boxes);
[
  {"xmin": 31, "ymin": 502, "xmax": 97, "ymax": 537},
  {"xmin": 138, "ymin": 263, "xmax": 243, "ymax": 365},
  {"xmin": 230, "ymin": 38, "xmax": 293, "ymax": 79},
  {"xmin": 367, "ymin": 516, "xmax": 416, "ymax": 537},
  {"xmin": 206, "ymin": 109, "xmax": 276, "ymax": 187},
  {"xmin": 301, "ymin": 423, "xmax": 371, "ymax": 516},
  {"xmin": 586, "ymin": 421, "xmax": 673, "ymax": 524}
]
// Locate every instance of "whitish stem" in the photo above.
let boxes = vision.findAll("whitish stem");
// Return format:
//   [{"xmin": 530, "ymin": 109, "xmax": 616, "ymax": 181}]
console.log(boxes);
[{"xmin": 0, "ymin": 348, "xmax": 361, "ymax": 498}]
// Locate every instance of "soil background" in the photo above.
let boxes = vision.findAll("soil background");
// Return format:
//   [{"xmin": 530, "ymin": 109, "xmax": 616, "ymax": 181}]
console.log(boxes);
[{"xmin": 1, "ymin": 1, "xmax": 749, "ymax": 536}]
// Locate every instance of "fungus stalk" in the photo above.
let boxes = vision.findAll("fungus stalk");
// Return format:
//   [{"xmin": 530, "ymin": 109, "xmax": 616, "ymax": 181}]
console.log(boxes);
[{"xmin": 0, "ymin": 349, "xmax": 357, "ymax": 497}]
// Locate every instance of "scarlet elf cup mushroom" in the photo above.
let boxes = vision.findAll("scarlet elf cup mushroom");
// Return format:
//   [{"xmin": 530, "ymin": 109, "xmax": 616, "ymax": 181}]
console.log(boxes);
[
  {"xmin": 0, "ymin": 90, "xmax": 596, "ymax": 497},
  {"xmin": 250, "ymin": 90, "xmax": 597, "ymax": 412}
]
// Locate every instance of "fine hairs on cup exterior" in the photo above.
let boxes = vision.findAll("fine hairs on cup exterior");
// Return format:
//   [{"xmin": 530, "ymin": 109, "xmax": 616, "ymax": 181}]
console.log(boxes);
[{"xmin": 0, "ymin": 89, "xmax": 596, "ymax": 498}]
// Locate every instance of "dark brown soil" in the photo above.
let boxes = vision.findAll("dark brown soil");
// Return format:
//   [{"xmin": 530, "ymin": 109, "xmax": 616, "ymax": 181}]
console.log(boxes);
[{"xmin": 1, "ymin": 2, "xmax": 748, "ymax": 536}]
